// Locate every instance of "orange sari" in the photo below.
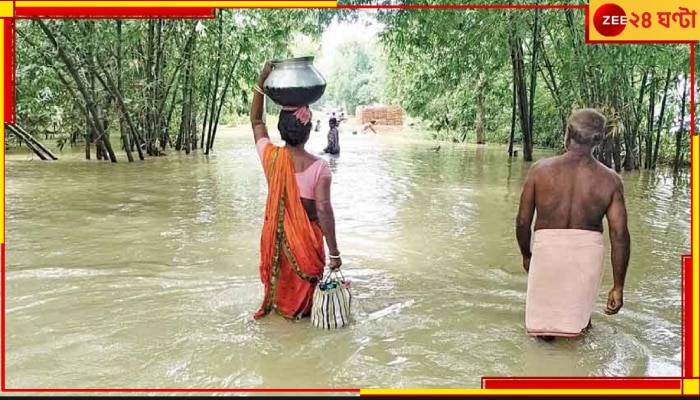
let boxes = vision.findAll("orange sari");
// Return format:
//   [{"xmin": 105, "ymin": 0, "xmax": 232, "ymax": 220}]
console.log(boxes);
[{"xmin": 254, "ymin": 142, "xmax": 326, "ymax": 320}]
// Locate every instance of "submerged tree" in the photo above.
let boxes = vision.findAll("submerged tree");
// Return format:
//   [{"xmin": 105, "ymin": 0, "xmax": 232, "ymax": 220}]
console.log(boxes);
[
  {"xmin": 368, "ymin": 6, "xmax": 690, "ymax": 169},
  {"xmin": 14, "ymin": 7, "xmax": 691, "ymax": 170},
  {"xmin": 15, "ymin": 9, "xmax": 344, "ymax": 162}
]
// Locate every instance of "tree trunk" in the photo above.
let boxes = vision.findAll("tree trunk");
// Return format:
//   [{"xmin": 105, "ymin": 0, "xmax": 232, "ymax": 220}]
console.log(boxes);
[
  {"xmin": 86, "ymin": 21, "xmax": 116, "ymax": 163},
  {"xmin": 206, "ymin": 11, "xmax": 224, "ymax": 155},
  {"xmin": 508, "ymin": 76, "xmax": 516, "ymax": 157},
  {"xmin": 187, "ymin": 54, "xmax": 196, "ymax": 153},
  {"xmin": 510, "ymin": 33, "xmax": 533, "ymax": 161},
  {"xmin": 88, "ymin": 41, "xmax": 145, "ymax": 161},
  {"xmin": 612, "ymin": 132, "xmax": 622, "ymax": 172},
  {"xmin": 475, "ymin": 72, "xmax": 485, "ymax": 145},
  {"xmin": 644, "ymin": 69, "xmax": 656, "ymax": 169},
  {"xmin": 539, "ymin": 44, "xmax": 566, "ymax": 134},
  {"xmin": 175, "ymin": 77, "xmax": 186, "ymax": 151},
  {"xmin": 674, "ymin": 74, "xmax": 689, "ymax": 173},
  {"xmin": 97, "ymin": 103, "xmax": 117, "ymax": 163},
  {"xmin": 153, "ymin": 24, "xmax": 195, "ymax": 135},
  {"xmin": 85, "ymin": 110, "xmax": 91, "ymax": 160},
  {"xmin": 630, "ymin": 70, "xmax": 648, "ymax": 170},
  {"xmin": 116, "ymin": 20, "xmax": 134, "ymax": 162},
  {"xmin": 191, "ymin": 109, "xmax": 198, "ymax": 151},
  {"xmin": 16, "ymin": 29, "xmax": 93, "ymax": 159},
  {"xmin": 146, "ymin": 20, "xmax": 155, "ymax": 145},
  {"xmin": 527, "ymin": 8, "xmax": 540, "ymax": 146},
  {"xmin": 36, "ymin": 20, "xmax": 116, "ymax": 162},
  {"xmin": 165, "ymin": 82, "xmax": 179, "ymax": 149},
  {"xmin": 210, "ymin": 47, "xmax": 243, "ymax": 150},
  {"xmin": 600, "ymin": 136, "xmax": 613, "ymax": 168},
  {"xmin": 177, "ymin": 30, "xmax": 196, "ymax": 153},
  {"xmin": 652, "ymin": 68, "xmax": 672, "ymax": 169},
  {"xmin": 619, "ymin": 71, "xmax": 647, "ymax": 171},
  {"xmin": 154, "ymin": 20, "xmax": 164, "ymax": 140},
  {"xmin": 88, "ymin": 24, "xmax": 103, "ymax": 161},
  {"xmin": 200, "ymin": 71, "xmax": 213, "ymax": 149}
]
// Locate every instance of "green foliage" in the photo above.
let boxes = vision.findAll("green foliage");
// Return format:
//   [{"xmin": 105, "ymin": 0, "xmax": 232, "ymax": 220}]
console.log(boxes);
[
  {"xmin": 368, "ymin": 7, "xmax": 691, "ymax": 168},
  {"xmin": 322, "ymin": 40, "xmax": 383, "ymax": 114},
  {"xmin": 14, "ymin": 9, "xmax": 348, "ymax": 159},
  {"xmin": 13, "ymin": 8, "xmax": 693, "ymax": 169}
]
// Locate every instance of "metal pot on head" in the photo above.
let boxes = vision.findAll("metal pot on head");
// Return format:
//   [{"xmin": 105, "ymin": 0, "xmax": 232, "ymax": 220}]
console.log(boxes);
[{"xmin": 263, "ymin": 57, "xmax": 327, "ymax": 107}]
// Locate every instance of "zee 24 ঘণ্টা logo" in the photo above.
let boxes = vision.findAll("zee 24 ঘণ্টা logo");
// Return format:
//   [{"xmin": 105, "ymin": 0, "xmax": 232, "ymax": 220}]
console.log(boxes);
[{"xmin": 593, "ymin": 3, "xmax": 697, "ymax": 37}]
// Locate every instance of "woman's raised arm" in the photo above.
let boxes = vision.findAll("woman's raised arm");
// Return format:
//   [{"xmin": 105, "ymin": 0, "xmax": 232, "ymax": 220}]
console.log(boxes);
[{"xmin": 251, "ymin": 61, "xmax": 273, "ymax": 143}]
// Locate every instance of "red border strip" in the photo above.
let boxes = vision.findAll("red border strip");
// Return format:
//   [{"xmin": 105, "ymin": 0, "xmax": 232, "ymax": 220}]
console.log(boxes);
[
  {"xmin": 15, "ymin": 7, "xmax": 215, "ymax": 18},
  {"xmin": 481, "ymin": 378, "xmax": 682, "ymax": 390},
  {"xmin": 4, "ymin": 18, "xmax": 14, "ymax": 124},
  {"xmin": 683, "ymin": 256, "xmax": 693, "ymax": 377}
]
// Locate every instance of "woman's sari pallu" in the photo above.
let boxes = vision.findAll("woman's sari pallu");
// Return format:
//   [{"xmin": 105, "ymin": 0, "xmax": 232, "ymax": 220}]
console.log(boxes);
[{"xmin": 254, "ymin": 143, "xmax": 326, "ymax": 320}]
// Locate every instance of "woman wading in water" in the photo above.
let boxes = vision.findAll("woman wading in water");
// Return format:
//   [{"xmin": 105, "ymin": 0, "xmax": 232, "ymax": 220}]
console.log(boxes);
[
  {"xmin": 251, "ymin": 62, "xmax": 342, "ymax": 320},
  {"xmin": 323, "ymin": 113, "xmax": 341, "ymax": 155}
]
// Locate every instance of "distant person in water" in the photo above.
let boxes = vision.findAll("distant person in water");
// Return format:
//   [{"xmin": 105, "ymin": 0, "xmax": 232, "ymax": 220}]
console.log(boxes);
[
  {"xmin": 250, "ymin": 61, "xmax": 342, "ymax": 320},
  {"xmin": 362, "ymin": 120, "xmax": 377, "ymax": 134},
  {"xmin": 323, "ymin": 113, "xmax": 340, "ymax": 155},
  {"xmin": 314, "ymin": 119, "xmax": 321, "ymax": 132},
  {"xmin": 516, "ymin": 108, "xmax": 630, "ymax": 342}
]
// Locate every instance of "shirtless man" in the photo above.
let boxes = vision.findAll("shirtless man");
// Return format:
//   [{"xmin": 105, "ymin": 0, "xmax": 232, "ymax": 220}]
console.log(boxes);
[
  {"xmin": 362, "ymin": 120, "xmax": 378, "ymax": 134},
  {"xmin": 516, "ymin": 108, "xmax": 631, "ymax": 340}
]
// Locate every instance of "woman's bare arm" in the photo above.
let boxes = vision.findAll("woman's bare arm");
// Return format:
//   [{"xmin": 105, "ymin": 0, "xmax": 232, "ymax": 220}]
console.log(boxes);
[
  {"xmin": 251, "ymin": 62, "xmax": 272, "ymax": 143},
  {"xmin": 314, "ymin": 176, "xmax": 339, "ymax": 256}
]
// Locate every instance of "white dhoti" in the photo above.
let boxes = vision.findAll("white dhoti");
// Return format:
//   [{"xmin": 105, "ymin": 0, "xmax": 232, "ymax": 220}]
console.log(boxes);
[{"xmin": 526, "ymin": 229, "xmax": 605, "ymax": 337}]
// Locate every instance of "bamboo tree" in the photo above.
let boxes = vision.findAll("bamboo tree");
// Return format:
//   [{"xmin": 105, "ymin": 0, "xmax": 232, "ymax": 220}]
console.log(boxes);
[
  {"xmin": 527, "ymin": 8, "xmax": 540, "ymax": 147},
  {"xmin": 210, "ymin": 46, "xmax": 243, "ymax": 150},
  {"xmin": 116, "ymin": 20, "xmax": 134, "ymax": 162},
  {"xmin": 652, "ymin": 68, "xmax": 672, "ymax": 169},
  {"xmin": 35, "ymin": 20, "xmax": 117, "ymax": 162},
  {"xmin": 206, "ymin": 11, "xmax": 224, "ymax": 155},
  {"xmin": 674, "ymin": 73, "xmax": 688, "ymax": 173},
  {"xmin": 200, "ymin": 70, "xmax": 213, "ymax": 149}
]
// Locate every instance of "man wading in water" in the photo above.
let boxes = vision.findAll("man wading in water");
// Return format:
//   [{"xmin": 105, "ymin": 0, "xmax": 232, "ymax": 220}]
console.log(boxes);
[{"xmin": 516, "ymin": 108, "xmax": 631, "ymax": 341}]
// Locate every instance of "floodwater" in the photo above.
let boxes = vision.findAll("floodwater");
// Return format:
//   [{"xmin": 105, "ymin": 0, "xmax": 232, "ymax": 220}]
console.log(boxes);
[{"xmin": 5, "ymin": 126, "xmax": 689, "ymax": 390}]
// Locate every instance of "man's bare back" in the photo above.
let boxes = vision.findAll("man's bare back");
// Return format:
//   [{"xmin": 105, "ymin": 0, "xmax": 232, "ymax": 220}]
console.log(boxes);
[
  {"xmin": 528, "ymin": 152, "xmax": 623, "ymax": 232},
  {"xmin": 516, "ymin": 108, "xmax": 630, "ymax": 324}
]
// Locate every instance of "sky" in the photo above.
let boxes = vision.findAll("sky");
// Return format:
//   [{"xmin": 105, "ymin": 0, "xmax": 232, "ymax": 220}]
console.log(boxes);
[
  {"xmin": 312, "ymin": 11, "xmax": 383, "ymax": 86},
  {"xmin": 319, "ymin": 11, "xmax": 383, "ymax": 61}
]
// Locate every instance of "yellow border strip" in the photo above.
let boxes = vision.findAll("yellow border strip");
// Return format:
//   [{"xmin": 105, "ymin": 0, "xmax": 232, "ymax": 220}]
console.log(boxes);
[
  {"xmin": 15, "ymin": 1, "xmax": 337, "ymax": 7},
  {"xmin": 684, "ymin": 379, "xmax": 700, "ymax": 395},
  {"xmin": 0, "ymin": 1, "xmax": 12, "ymax": 17}
]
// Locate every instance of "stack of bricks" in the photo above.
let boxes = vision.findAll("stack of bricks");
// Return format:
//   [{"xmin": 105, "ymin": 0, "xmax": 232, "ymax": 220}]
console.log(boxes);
[{"xmin": 356, "ymin": 105, "xmax": 404, "ymax": 125}]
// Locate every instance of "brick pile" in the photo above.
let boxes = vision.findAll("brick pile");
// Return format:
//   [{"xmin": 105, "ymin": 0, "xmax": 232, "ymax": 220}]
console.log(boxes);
[{"xmin": 356, "ymin": 105, "xmax": 404, "ymax": 125}]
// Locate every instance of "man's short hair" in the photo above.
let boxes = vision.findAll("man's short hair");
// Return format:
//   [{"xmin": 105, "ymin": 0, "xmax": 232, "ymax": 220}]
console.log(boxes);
[{"xmin": 566, "ymin": 108, "xmax": 607, "ymax": 146}]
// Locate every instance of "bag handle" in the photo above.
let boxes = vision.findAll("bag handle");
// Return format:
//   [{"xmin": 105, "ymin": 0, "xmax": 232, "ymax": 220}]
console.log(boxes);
[{"xmin": 322, "ymin": 267, "xmax": 345, "ymax": 284}]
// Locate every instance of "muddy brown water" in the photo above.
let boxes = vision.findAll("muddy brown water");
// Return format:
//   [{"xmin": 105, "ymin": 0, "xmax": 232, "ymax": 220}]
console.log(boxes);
[{"xmin": 5, "ymin": 127, "xmax": 688, "ymax": 390}]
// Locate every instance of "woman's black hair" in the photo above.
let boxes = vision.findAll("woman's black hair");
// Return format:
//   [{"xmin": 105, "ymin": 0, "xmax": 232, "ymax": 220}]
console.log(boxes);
[{"xmin": 278, "ymin": 110, "xmax": 312, "ymax": 147}]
